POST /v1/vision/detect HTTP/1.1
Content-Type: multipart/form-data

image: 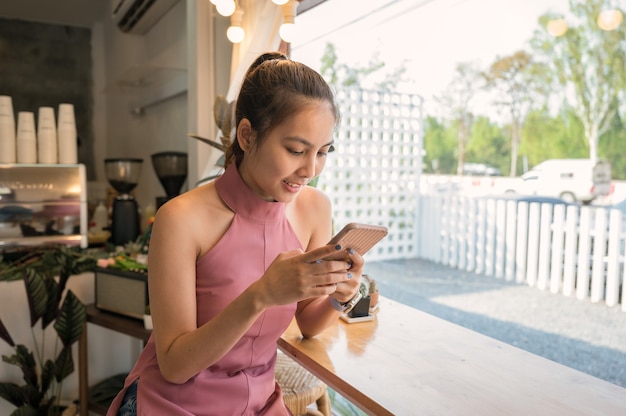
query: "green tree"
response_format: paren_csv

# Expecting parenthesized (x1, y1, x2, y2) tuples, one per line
(483, 50, 548, 176)
(319, 42, 407, 91)
(530, 0, 626, 161)
(465, 116, 509, 174)
(435, 62, 483, 175)
(598, 113, 626, 180)
(422, 116, 457, 174)
(521, 107, 588, 170)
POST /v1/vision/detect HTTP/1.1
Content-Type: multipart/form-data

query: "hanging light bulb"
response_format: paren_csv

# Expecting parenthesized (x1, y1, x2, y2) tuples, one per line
(227, 5, 245, 44)
(272, 0, 289, 5)
(597, 8, 623, 31)
(215, 0, 236, 17)
(546, 18, 568, 37)
(279, 0, 298, 43)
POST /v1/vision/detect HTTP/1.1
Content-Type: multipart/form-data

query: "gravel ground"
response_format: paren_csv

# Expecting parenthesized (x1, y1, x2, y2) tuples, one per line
(364, 258, 626, 388)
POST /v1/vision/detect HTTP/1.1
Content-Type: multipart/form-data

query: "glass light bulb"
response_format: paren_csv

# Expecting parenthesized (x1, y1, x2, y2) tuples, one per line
(216, 0, 236, 17)
(279, 23, 297, 42)
(272, 0, 289, 5)
(227, 26, 245, 43)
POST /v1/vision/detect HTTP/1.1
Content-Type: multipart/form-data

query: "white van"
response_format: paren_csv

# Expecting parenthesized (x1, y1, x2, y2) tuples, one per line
(505, 159, 611, 203)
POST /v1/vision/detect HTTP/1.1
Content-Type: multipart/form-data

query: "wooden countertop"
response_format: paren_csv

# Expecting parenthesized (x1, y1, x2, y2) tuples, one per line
(279, 296, 626, 415)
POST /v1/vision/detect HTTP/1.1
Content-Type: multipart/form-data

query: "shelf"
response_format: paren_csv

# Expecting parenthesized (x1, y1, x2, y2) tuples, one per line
(79, 304, 152, 416)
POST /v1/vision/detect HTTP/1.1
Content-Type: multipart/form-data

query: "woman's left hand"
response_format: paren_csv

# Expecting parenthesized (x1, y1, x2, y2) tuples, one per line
(323, 246, 364, 304)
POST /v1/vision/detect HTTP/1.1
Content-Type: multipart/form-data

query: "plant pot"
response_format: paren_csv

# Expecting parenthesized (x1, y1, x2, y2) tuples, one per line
(143, 314, 153, 330)
(369, 290, 379, 308)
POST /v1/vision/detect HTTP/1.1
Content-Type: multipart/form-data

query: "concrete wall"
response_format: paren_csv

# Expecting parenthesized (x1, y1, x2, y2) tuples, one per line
(0, 18, 95, 178)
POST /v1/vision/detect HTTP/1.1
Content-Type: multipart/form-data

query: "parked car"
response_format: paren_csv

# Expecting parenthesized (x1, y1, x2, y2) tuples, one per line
(463, 163, 501, 176)
(503, 159, 611, 204)
(481, 194, 573, 208)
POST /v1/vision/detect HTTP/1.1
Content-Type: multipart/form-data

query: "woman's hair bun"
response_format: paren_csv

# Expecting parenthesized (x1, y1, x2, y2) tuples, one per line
(246, 52, 289, 74)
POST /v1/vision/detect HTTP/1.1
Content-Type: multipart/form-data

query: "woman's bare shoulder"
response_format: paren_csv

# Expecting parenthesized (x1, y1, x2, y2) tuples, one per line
(152, 182, 234, 255)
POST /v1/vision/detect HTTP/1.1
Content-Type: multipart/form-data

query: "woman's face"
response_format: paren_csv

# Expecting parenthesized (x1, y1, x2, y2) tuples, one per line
(238, 101, 336, 203)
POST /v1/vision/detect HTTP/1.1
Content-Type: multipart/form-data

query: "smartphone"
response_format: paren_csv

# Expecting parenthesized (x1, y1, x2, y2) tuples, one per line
(327, 223, 388, 256)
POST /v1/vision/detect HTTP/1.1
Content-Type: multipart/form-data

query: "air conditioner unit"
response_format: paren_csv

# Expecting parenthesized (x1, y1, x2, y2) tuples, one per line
(112, 0, 180, 35)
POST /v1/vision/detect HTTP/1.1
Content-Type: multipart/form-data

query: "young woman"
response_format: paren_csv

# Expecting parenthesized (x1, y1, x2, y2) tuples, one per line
(107, 52, 365, 415)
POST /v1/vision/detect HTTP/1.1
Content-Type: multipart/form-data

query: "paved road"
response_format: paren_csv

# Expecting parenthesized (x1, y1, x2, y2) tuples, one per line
(364, 258, 626, 388)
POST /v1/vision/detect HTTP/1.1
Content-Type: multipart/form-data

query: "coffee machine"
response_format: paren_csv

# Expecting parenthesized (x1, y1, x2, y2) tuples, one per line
(151, 151, 188, 209)
(105, 158, 143, 246)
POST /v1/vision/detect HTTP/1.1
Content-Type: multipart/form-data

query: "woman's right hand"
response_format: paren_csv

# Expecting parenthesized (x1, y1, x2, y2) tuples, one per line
(254, 244, 353, 307)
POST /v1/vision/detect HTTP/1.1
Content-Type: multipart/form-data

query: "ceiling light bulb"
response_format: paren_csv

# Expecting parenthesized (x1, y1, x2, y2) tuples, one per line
(226, 6, 244, 43)
(279, 0, 298, 43)
(272, 0, 289, 5)
(279, 23, 297, 42)
(215, 0, 236, 17)
(227, 26, 245, 43)
(597, 9, 623, 31)
(546, 18, 568, 37)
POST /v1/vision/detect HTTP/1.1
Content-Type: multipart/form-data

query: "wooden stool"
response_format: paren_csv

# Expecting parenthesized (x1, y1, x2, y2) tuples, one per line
(275, 350, 331, 416)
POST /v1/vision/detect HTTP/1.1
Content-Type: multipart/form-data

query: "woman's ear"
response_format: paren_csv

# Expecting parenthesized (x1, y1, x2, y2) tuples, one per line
(237, 119, 253, 151)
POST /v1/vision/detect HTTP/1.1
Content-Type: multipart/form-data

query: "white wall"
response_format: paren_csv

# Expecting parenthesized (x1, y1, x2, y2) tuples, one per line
(94, 0, 189, 214)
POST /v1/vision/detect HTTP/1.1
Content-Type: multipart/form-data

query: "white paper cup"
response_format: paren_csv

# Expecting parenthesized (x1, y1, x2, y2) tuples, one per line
(57, 103, 77, 164)
(37, 106, 58, 164)
(0, 95, 16, 163)
(17, 111, 37, 163)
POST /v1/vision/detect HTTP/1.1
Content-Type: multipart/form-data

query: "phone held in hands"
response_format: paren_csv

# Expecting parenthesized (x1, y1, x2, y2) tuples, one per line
(327, 223, 388, 256)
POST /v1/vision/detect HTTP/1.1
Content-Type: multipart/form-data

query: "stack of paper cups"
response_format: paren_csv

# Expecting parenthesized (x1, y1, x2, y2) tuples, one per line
(16, 111, 37, 163)
(37, 106, 58, 164)
(0, 95, 16, 163)
(57, 103, 77, 164)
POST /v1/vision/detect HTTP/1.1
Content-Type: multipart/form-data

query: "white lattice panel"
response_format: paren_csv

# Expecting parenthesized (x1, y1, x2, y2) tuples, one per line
(318, 88, 424, 261)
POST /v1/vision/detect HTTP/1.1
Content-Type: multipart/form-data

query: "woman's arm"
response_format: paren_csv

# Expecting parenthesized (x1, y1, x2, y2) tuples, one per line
(148, 191, 351, 384)
(292, 188, 365, 338)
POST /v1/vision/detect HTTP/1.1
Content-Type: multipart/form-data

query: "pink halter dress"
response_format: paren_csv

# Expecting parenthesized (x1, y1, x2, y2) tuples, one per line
(106, 164, 301, 415)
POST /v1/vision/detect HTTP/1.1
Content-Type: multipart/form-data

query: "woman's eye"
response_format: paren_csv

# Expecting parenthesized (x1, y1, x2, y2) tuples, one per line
(288, 149, 304, 155)
(318, 145, 335, 156)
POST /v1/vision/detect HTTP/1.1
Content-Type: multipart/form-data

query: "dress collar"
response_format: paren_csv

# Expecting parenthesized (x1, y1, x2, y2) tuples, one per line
(215, 164, 285, 224)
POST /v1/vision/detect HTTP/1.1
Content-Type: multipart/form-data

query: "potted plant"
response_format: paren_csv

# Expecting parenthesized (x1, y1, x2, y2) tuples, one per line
(0, 245, 96, 415)
(367, 278, 379, 309)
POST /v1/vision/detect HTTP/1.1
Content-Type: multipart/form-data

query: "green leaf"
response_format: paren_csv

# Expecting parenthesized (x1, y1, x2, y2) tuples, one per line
(10, 404, 39, 416)
(40, 360, 55, 397)
(0, 318, 15, 347)
(54, 347, 74, 383)
(20, 384, 44, 408)
(53, 291, 85, 346)
(3, 345, 38, 388)
(23, 269, 48, 329)
(0, 382, 26, 407)
(42, 278, 59, 329)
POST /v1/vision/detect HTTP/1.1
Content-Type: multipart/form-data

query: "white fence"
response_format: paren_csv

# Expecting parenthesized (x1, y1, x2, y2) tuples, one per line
(315, 86, 625, 312)
(318, 88, 424, 262)
(419, 194, 626, 311)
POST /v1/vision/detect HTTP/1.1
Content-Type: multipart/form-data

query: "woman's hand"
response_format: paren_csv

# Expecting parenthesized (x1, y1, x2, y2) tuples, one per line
(253, 243, 363, 307)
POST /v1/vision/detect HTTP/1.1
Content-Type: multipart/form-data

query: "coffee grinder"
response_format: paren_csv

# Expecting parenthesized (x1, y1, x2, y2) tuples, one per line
(151, 151, 188, 209)
(105, 158, 143, 246)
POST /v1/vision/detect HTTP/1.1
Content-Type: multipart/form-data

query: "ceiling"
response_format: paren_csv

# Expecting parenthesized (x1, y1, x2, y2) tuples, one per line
(0, 0, 108, 28)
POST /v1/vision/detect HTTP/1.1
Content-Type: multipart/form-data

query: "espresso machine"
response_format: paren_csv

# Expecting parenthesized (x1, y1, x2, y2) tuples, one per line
(105, 158, 143, 246)
(151, 151, 188, 209)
